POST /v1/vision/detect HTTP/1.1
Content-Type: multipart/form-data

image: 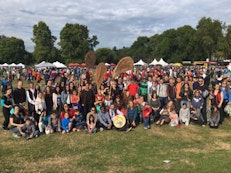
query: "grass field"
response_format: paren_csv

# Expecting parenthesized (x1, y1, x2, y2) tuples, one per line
(1, 80, 231, 172)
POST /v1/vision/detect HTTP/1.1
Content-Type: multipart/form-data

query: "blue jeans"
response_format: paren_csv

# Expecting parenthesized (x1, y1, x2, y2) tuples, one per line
(143, 117, 150, 128)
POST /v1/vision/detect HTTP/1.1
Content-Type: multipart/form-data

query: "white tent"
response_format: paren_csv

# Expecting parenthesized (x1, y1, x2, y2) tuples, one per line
(149, 59, 159, 66)
(53, 61, 66, 68)
(134, 59, 148, 66)
(35, 61, 56, 69)
(17, 63, 25, 68)
(2, 63, 9, 67)
(157, 58, 168, 66)
(105, 63, 110, 66)
(10, 63, 17, 67)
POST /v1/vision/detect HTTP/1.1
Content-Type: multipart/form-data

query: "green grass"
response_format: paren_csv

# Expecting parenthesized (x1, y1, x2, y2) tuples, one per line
(1, 79, 231, 172)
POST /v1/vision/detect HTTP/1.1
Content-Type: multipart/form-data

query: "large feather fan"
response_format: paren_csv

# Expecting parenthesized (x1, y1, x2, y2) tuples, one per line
(112, 56, 134, 78)
(95, 62, 107, 89)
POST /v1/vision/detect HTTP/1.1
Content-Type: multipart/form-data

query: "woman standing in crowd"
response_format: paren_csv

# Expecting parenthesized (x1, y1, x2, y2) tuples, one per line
(1, 87, 13, 130)
(61, 84, 71, 107)
(53, 85, 62, 117)
(210, 82, 223, 124)
(35, 92, 46, 124)
(44, 86, 53, 115)
(149, 91, 161, 122)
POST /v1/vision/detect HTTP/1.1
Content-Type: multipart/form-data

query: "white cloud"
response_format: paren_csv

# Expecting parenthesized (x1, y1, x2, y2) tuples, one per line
(0, 0, 230, 52)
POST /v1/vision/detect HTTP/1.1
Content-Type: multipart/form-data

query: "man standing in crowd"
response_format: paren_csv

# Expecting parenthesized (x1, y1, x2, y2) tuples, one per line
(13, 80, 26, 107)
(80, 83, 95, 119)
(26, 82, 36, 117)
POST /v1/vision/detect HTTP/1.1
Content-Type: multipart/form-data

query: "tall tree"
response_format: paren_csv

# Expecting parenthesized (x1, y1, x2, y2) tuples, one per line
(95, 48, 116, 64)
(31, 21, 57, 62)
(0, 35, 33, 64)
(59, 23, 99, 64)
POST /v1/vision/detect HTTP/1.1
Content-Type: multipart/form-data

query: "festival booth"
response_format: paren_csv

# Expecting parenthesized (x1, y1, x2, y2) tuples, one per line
(134, 59, 148, 66)
(17, 63, 25, 68)
(53, 61, 66, 68)
(149, 59, 159, 66)
(157, 58, 168, 67)
(35, 61, 56, 69)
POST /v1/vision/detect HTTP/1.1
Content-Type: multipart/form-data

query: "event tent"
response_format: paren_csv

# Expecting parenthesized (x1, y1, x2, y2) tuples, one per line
(149, 59, 158, 66)
(105, 63, 110, 66)
(35, 61, 56, 69)
(157, 58, 168, 66)
(53, 61, 66, 68)
(10, 63, 17, 67)
(134, 59, 148, 66)
(17, 63, 25, 68)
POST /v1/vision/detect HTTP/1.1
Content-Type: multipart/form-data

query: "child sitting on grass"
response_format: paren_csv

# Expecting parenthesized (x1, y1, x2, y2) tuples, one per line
(38, 111, 50, 135)
(209, 105, 220, 128)
(142, 102, 152, 129)
(19, 118, 39, 140)
(48, 111, 61, 134)
(169, 108, 179, 127)
(62, 113, 72, 134)
(179, 103, 190, 126)
(85, 114, 97, 134)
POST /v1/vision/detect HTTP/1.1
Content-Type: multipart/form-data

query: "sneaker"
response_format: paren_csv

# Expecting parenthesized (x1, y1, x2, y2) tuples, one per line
(3, 126, 9, 131)
(144, 127, 148, 130)
(100, 127, 104, 132)
(12, 133, 20, 138)
(126, 127, 132, 132)
(202, 124, 206, 127)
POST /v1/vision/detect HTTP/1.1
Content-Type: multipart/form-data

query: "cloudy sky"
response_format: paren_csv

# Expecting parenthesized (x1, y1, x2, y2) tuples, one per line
(0, 0, 231, 52)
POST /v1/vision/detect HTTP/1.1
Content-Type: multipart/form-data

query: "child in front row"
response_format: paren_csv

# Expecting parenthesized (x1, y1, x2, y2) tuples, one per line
(85, 114, 97, 134)
(169, 108, 179, 127)
(142, 102, 152, 129)
(209, 105, 220, 128)
(62, 113, 72, 134)
(48, 111, 61, 134)
(19, 118, 39, 140)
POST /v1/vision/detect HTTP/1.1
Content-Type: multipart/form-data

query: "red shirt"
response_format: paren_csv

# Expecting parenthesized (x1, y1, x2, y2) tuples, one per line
(142, 106, 152, 118)
(60, 109, 75, 121)
(127, 83, 139, 96)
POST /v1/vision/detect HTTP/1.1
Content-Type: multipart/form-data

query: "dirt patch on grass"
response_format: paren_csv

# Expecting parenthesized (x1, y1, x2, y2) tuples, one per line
(180, 159, 196, 167)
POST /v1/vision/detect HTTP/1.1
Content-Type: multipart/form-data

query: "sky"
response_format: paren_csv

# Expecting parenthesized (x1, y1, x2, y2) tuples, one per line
(0, 0, 231, 52)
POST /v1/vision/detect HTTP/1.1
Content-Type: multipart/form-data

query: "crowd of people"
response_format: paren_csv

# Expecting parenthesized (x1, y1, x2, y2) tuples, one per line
(1, 64, 231, 140)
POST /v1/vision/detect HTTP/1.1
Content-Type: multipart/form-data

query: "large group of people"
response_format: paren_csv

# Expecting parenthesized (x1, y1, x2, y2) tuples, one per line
(1, 64, 231, 140)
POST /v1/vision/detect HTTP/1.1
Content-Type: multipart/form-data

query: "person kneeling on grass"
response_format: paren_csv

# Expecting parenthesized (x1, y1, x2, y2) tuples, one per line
(98, 106, 112, 131)
(62, 113, 72, 134)
(38, 110, 50, 135)
(126, 101, 137, 131)
(19, 118, 39, 140)
(48, 111, 61, 134)
(72, 109, 86, 132)
(142, 102, 152, 129)
(155, 106, 170, 126)
(209, 105, 220, 128)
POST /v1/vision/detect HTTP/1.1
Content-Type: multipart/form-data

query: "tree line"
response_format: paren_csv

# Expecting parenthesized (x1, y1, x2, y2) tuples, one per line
(0, 17, 231, 65)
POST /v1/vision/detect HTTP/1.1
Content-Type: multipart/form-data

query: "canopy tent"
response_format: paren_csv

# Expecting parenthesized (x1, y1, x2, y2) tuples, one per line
(2, 63, 9, 67)
(157, 58, 168, 66)
(35, 61, 56, 69)
(134, 59, 148, 66)
(53, 61, 66, 68)
(68, 63, 80, 67)
(17, 63, 25, 68)
(9, 63, 17, 67)
(149, 59, 159, 66)
(105, 63, 110, 66)
(172, 63, 183, 67)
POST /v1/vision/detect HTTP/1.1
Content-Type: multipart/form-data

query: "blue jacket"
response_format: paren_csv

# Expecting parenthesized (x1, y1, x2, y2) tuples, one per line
(62, 118, 71, 130)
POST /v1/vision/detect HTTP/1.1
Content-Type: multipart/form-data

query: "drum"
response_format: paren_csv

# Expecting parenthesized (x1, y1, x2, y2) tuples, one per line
(113, 115, 126, 129)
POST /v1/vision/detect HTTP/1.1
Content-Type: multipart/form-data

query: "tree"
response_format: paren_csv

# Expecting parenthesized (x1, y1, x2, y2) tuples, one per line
(0, 35, 33, 64)
(59, 23, 99, 64)
(31, 21, 57, 62)
(95, 48, 116, 64)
